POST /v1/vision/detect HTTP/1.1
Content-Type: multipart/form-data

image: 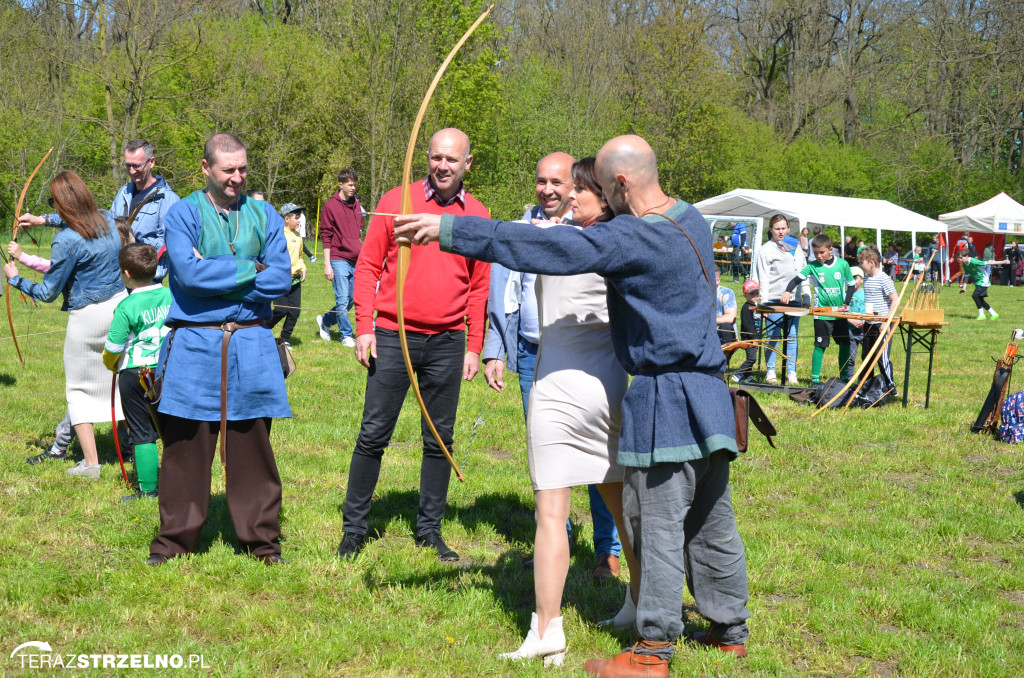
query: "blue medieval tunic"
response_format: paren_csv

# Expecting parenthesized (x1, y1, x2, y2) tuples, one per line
(439, 199, 736, 467)
(157, 191, 292, 421)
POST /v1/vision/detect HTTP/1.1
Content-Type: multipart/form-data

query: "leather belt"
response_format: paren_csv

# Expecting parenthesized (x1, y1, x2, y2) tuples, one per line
(168, 319, 265, 464)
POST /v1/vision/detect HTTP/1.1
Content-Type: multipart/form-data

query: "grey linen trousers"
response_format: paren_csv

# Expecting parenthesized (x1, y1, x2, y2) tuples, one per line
(623, 450, 750, 658)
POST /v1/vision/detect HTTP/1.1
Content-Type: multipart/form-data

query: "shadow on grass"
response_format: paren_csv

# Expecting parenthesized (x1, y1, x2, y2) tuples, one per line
(361, 489, 536, 545)
(0, 373, 16, 386)
(1014, 491, 1024, 511)
(360, 490, 628, 636)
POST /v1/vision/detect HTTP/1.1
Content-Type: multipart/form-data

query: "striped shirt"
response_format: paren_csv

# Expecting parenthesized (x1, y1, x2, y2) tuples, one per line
(863, 273, 896, 323)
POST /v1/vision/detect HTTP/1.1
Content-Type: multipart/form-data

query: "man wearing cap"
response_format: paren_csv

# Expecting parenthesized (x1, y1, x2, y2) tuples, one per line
(844, 266, 867, 380)
(316, 167, 363, 348)
(269, 203, 308, 345)
(730, 280, 761, 383)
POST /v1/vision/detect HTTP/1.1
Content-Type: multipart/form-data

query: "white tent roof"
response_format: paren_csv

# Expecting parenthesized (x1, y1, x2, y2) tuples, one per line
(938, 192, 1024, 234)
(695, 188, 945, 233)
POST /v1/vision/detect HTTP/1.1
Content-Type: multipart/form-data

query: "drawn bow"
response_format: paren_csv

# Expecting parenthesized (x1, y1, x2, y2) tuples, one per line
(396, 4, 493, 483)
(6, 148, 53, 367)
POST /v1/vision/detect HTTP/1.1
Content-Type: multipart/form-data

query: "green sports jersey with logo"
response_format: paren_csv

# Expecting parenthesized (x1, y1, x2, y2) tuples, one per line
(963, 257, 992, 287)
(104, 284, 173, 369)
(796, 256, 854, 317)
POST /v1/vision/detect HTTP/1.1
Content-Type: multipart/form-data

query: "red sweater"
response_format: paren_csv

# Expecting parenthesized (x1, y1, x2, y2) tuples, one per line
(319, 191, 363, 263)
(354, 182, 490, 352)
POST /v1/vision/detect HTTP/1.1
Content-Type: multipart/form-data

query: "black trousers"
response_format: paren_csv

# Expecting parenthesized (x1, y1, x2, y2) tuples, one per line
(972, 285, 991, 310)
(735, 345, 757, 377)
(343, 328, 465, 537)
(269, 281, 302, 342)
(150, 416, 281, 558)
(118, 367, 159, 446)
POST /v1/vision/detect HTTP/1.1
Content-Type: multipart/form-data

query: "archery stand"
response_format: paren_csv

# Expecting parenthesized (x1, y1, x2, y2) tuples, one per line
(896, 282, 946, 409)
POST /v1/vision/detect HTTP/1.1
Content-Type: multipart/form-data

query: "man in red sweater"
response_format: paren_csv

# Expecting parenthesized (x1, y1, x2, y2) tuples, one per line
(316, 167, 363, 347)
(337, 128, 490, 562)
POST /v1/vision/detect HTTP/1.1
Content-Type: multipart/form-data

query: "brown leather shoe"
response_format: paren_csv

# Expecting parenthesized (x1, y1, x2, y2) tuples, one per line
(690, 631, 748, 658)
(593, 553, 621, 580)
(584, 641, 670, 678)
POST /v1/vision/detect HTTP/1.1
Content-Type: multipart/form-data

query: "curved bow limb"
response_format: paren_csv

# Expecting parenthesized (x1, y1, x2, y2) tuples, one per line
(7, 147, 53, 367)
(397, 4, 493, 483)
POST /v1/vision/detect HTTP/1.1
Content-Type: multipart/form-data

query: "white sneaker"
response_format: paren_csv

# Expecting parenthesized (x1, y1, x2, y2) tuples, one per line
(599, 586, 637, 630)
(499, 612, 565, 666)
(342, 336, 356, 348)
(315, 315, 331, 341)
(765, 370, 778, 384)
(731, 374, 741, 383)
(787, 372, 799, 385)
(67, 460, 100, 479)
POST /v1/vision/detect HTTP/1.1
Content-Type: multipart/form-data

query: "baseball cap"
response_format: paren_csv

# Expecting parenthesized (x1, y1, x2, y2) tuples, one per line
(278, 202, 303, 217)
(850, 266, 864, 278)
(742, 280, 760, 294)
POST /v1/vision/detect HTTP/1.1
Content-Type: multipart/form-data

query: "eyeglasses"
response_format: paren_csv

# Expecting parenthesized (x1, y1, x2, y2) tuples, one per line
(123, 159, 151, 171)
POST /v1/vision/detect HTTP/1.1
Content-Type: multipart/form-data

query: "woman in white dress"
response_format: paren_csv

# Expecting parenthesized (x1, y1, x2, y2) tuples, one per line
(501, 158, 640, 666)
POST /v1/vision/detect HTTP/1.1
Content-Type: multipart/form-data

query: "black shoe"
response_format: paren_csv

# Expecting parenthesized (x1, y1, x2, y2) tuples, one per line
(146, 554, 169, 567)
(257, 554, 286, 566)
(26, 449, 68, 465)
(121, 490, 158, 502)
(415, 532, 459, 561)
(336, 533, 366, 560)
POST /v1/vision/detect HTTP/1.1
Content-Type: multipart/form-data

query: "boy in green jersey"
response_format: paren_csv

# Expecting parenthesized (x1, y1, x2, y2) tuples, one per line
(102, 243, 172, 501)
(782, 235, 856, 383)
(957, 248, 1009, 320)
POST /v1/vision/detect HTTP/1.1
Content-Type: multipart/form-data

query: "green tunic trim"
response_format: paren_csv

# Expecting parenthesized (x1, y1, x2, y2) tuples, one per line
(617, 433, 739, 468)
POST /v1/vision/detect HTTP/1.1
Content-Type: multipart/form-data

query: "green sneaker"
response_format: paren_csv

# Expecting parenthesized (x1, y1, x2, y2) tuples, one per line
(989, 311, 999, 320)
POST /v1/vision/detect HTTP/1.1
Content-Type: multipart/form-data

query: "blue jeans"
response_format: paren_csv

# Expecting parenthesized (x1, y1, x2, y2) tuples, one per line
(519, 335, 619, 556)
(517, 337, 537, 422)
(765, 312, 799, 374)
(323, 259, 356, 339)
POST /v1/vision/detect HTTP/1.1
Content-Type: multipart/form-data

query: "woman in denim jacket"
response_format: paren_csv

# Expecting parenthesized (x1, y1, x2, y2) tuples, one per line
(5, 171, 127, 479)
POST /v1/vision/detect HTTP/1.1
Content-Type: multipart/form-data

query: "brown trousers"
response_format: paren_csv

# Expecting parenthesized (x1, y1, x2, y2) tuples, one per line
(149, 416, 282, 559)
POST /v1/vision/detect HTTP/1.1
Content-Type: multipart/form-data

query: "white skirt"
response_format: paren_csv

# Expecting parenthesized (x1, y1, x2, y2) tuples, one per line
(65, 291, 127, 426)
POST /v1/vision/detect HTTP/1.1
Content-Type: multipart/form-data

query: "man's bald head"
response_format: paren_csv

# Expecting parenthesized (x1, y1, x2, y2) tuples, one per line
(427, 128, 473, 202)
(535, 152, 575, 219)
(595, 135, 662, 215)
(428, 128, 471, 159)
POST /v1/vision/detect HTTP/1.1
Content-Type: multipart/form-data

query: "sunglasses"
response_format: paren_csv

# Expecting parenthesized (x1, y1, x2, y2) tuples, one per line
(123, 159, 151, 170)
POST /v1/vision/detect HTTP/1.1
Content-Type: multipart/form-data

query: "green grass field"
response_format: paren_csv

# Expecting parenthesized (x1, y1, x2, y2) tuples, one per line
(1, 254, 1022, 677)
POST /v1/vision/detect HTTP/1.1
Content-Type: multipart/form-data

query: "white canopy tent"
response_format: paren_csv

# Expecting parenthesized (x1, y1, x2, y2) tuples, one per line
(695, 188, 946, 273)
(938, 192, 1024, 235)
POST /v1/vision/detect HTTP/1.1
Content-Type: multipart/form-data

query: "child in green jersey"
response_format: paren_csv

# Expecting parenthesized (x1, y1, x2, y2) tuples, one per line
(782, 234, 856, 384)
(102, 244, 172, 501)
(956, 248, 1009, 320)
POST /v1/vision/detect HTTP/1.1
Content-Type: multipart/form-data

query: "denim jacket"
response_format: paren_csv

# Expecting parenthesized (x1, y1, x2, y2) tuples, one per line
(12, 210, 125, 311)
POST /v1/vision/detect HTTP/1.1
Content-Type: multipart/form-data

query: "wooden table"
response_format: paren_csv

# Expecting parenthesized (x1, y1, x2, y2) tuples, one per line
(896, 321, 948, 409)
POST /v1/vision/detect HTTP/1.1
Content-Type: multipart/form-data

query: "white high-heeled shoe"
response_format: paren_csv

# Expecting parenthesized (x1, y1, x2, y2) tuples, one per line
(499, 612, 566, 667)
(599, 586, 637, 629)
